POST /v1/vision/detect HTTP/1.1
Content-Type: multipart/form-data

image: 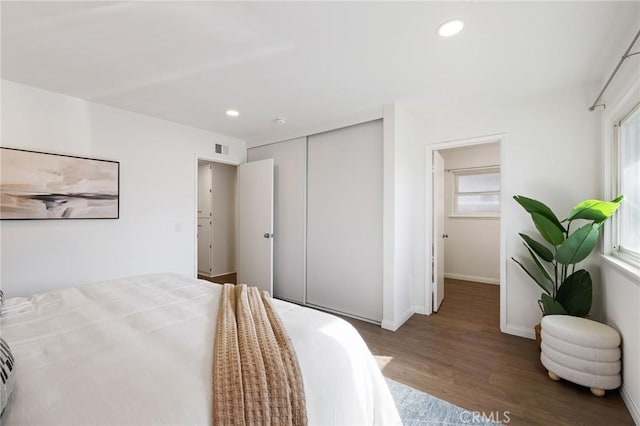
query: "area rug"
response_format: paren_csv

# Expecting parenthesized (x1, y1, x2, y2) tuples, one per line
(386, 378, 501, 426)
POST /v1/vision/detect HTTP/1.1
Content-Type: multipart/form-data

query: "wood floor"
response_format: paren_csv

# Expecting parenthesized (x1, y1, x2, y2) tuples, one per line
(198, 272, 237, 285)
(347, 279, 633, 426)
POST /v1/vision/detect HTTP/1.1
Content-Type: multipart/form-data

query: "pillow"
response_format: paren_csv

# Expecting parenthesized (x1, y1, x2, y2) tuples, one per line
(0, 338, 15, 414)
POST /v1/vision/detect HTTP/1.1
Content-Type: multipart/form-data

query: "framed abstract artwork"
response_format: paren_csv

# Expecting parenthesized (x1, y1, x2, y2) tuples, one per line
(0, 148, 119, 219)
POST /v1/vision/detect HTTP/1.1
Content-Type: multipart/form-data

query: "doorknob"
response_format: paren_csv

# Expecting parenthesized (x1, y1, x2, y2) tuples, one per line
(442, 234, 449, 239)
(263, 233, 273, 239)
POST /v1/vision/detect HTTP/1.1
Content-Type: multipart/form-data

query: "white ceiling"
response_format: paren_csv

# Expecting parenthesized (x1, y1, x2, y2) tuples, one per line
(2, 1, 638, 143)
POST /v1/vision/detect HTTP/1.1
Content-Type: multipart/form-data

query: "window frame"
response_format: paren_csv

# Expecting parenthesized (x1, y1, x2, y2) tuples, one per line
(450, 167, 501, 219)
(612, 100, 640, 267)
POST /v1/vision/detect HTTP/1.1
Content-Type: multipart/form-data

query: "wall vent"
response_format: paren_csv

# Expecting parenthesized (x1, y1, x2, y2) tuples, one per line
(214, 143, 230, 155)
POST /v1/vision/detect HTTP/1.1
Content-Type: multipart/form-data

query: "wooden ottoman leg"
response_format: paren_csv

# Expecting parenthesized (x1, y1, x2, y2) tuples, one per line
(591, 388, 605, 397)
(548, 371, 560, 381)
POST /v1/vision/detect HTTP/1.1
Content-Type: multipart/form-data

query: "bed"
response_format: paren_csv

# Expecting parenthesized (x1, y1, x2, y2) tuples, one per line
(0, 273, 400, 425)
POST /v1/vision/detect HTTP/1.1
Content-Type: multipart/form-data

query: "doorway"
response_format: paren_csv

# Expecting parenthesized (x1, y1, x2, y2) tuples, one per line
(194, 156, 275, 294)
(426, 134, 507, 331)
(197, 160, 237, 282)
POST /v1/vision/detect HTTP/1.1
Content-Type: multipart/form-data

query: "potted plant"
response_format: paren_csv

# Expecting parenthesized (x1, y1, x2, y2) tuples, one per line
(512, 195, 623, 344)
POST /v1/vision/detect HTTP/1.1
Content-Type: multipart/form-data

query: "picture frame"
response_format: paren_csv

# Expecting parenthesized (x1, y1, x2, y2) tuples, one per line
(0, 147, 120, 220)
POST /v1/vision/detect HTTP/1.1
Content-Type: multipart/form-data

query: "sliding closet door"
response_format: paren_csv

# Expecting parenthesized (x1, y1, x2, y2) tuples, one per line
(248, 138, 306, 303)
(306, 120, 383, 322)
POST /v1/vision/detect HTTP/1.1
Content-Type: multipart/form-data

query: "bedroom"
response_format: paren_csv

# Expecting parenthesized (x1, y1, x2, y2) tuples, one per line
(1, 1, 639, 425)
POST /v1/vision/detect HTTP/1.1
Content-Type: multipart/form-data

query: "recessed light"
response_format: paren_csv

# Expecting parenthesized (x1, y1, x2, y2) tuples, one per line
(275, 117, 287, 125)
(437, 19, 464, 38)
(226, 110, 239, 117)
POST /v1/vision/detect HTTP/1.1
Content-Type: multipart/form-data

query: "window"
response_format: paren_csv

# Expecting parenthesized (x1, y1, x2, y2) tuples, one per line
(453, 169, 500, 216)
(615, 102, 640, 264)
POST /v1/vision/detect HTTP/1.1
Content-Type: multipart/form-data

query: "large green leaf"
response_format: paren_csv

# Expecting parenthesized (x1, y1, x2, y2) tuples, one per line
(556, 270, 592, 316)
(566, 196, 624, 223)
(524, 244, 553, 283)
(541, 293, 568, 315)
(511, 257, 552, 295)
(519, 233, 554, 262)
(555, 223, 601, 265)
(531, 212, 565, 246)
(514, 195, 566, 232)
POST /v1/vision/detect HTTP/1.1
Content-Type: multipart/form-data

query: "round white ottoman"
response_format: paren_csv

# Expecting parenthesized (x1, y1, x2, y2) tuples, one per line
(540, 315, 621, 396)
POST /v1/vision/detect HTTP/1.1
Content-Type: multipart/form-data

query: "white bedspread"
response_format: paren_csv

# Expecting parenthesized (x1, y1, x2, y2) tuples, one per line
(0, 274, 400, 425)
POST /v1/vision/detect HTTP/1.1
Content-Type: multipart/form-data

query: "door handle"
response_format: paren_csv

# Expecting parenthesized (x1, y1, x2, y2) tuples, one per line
(263, 233, 273, 239)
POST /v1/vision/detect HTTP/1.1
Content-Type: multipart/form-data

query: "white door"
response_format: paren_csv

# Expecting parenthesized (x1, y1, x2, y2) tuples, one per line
(306, 120, 383, 322)
(198, 164, 212, 219)
(237, 159, 274, 295)
(198, 218, 212, 275)
(197, 164, 213, 275)
(248, 138, 306, 303)
(433, 150, 446, 312)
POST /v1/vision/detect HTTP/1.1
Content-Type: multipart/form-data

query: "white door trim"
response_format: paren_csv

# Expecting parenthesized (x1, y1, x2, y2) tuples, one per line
(193, 155, 242, 279)
(424, 133, 508, 333)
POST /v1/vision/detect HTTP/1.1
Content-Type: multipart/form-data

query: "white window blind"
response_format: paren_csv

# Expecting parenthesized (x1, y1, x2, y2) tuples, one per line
(454, 169, 500, 216)
(616, 102, 640, 263)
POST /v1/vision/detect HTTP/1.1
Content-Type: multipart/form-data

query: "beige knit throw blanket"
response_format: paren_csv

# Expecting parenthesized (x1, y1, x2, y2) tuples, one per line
(213, 284, 308, 426)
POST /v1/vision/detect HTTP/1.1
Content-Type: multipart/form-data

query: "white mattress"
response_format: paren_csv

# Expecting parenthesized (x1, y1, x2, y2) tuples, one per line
(0, 274, 400, 425)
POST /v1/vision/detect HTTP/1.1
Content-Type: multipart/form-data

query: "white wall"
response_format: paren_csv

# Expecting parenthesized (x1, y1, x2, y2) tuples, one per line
(398, 85, 602, 338)
(212, 162, 236, 276)
(0, 80, 245, 296)
(601, 259, 639, 423)
(382, 104, 417, 328)
(441, 144, 500, 284)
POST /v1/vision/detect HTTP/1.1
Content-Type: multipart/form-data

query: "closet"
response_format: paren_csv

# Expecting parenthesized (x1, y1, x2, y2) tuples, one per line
(307, 120, 383, 321)
(247, 119, 383, 322)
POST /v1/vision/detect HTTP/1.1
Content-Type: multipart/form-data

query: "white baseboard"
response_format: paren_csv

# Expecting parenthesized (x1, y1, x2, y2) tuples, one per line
(444, 273, 499, 285)
(413, 305, 429, 315)
(304, 303, 381, 326)
(621, 386, 640, 425)
(381, 308, 414, 331)
(502, 323, 535, 339)
(197, 271, 213, 278)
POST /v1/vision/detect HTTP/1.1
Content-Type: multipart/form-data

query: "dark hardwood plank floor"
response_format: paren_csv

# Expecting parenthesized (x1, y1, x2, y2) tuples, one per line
(198, 272, 237, 285)
(347, 279, 633, 425)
